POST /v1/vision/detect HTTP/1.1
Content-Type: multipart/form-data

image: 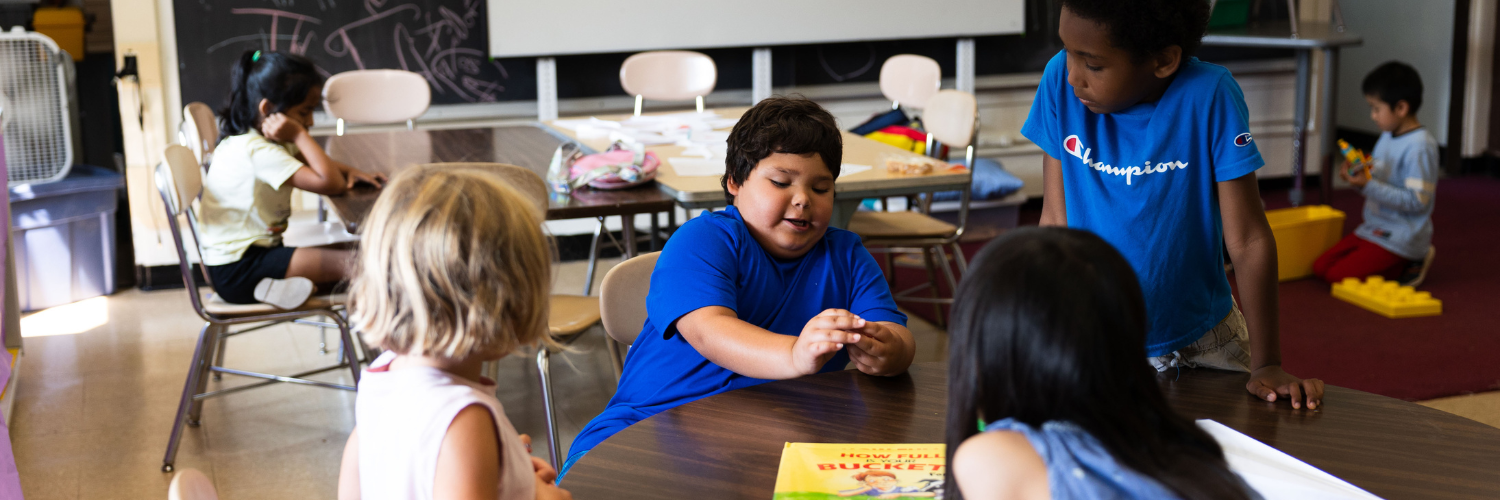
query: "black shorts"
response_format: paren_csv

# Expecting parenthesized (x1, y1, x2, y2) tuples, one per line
(207, 245, 297, 304)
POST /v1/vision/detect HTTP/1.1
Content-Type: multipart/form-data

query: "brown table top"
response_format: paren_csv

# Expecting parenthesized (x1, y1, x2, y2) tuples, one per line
(563, 363, 1500, 499)
(321, 125, 676, 232)
(545, 108, 972, 206)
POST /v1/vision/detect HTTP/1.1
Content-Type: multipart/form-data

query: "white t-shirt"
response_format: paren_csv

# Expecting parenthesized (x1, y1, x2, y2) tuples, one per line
(355, 352, 537, 500)
(197, 130, 304, 266)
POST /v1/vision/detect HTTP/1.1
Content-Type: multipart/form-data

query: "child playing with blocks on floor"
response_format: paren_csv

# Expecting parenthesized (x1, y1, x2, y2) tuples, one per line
(560, 96, 916, 479)
(1026, 0, 1323, 408)
(1314, 61, 1439, 287)
(336, 166, 571, 500)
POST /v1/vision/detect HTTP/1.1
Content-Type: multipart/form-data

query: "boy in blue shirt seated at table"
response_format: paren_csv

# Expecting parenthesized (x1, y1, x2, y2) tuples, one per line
(559, 96, 915, 478)
(1027, 0, 1324, 408)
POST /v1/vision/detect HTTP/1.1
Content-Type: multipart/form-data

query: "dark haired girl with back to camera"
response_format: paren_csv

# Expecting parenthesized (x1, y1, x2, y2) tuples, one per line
(197, 50, 386, 309)
(944, 228, 1262, 500)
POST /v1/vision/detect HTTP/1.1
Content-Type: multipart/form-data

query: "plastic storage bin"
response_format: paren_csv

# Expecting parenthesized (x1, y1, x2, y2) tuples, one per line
(32, 7, 83, 61)
(9, 165, 123, 311)
(1266, 205, 1346, 282)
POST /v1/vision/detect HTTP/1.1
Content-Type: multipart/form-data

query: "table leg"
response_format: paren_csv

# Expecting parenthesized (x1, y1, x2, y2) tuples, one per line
(621, 214, 637, 259)
(1319, 47, 1341, 205)
(1290, 49, 1311, 207)
(649, 211, 660, 251)
(831, 199, 863, 229)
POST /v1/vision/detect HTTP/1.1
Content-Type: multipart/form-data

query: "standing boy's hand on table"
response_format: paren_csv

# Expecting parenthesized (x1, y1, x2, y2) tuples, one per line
(1248, 366, 1326, 410)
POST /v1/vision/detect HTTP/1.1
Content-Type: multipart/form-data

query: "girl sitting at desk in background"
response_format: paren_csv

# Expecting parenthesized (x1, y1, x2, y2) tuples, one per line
(336, 166, 571, 500)
(944, 228, 1260, 500)
(197, 50, 385, 309)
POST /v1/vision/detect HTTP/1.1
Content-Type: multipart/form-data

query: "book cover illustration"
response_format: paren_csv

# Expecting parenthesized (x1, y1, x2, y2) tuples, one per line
(773, 442, 945, 499)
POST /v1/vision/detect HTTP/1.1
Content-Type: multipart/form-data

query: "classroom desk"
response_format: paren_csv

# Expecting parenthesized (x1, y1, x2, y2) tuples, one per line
(545, 109, 973, 228)
(563, 362, 1500, 499)
(321, 125, 676, 253)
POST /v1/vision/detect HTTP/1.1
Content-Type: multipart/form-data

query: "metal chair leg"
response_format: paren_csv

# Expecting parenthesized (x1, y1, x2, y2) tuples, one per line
(163, 322, 217, 473)
(318, 326, 329, 355)
(922, 248, 944, 327)
(583, 218, 605, 295)
(605, 337, 624, 380)
(935, 245, 961, 303)
(211, 328, 227, 381)
(334, 315, 362, 385)
(951, 242, 969, 273)
(187, 324, 225, 425)
(536, 347, 562, 468)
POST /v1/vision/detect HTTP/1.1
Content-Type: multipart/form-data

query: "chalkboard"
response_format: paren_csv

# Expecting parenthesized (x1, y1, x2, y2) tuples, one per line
(174, 0, 1293, 112)
(174, 0, 536, 109)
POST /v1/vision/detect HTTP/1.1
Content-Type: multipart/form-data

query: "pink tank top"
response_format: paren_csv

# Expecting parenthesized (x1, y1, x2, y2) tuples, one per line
(355, 352, 536, 499)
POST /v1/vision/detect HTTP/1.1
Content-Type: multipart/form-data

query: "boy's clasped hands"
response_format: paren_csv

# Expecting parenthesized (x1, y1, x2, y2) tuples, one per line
(794, 309, 910, 377)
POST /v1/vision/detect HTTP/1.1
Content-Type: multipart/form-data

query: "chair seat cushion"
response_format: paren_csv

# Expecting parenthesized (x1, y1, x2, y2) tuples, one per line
(204, 292, 345, 318)
(550, 294, 602, 337)
(848, 211, 958, 240)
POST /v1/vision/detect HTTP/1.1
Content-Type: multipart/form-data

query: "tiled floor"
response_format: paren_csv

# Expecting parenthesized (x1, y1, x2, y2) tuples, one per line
(9, 258, 1497, 498)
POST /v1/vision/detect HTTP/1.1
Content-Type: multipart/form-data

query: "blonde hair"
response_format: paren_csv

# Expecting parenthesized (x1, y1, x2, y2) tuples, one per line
(349, 164, 558, 360)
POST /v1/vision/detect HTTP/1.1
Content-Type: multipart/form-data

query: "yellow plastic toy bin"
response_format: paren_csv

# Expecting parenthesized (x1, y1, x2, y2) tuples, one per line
(33, 7, 85, 61)
(1266, 205, 1346, 281)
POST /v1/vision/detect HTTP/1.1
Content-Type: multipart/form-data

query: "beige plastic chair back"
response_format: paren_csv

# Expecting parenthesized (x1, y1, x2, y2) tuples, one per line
(600, 251, 660, 347)
(180, 102, 218, 167)
(620, 51, 717, 114)
(323, 69, 431, 132)
(168, 468, 218, 500)
(160, 145, 203, 217)
(923, 90, 978, 149)
(879, 55, 941, 109)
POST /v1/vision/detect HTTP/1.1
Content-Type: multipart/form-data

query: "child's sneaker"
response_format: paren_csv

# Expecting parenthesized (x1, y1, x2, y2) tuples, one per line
(253, 277, 314, 309)
(1398, 246, 1436, 287)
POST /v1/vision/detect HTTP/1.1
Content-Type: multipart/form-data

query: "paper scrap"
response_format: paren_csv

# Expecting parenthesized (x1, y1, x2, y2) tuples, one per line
(838, 163, 872, 179)
(667, 157, 726, 177)
(1197, 420, 1382, 500)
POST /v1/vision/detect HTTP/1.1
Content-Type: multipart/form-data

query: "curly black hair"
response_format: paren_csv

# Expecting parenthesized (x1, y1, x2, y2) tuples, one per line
(1061, 0, 1212, 63)
(722, 95, 843, 203)
(1362, 61, 1424, 114)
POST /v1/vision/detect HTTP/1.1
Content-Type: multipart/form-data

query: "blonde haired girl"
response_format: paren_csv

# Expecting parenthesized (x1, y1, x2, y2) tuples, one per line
(337, 165, 570, 500)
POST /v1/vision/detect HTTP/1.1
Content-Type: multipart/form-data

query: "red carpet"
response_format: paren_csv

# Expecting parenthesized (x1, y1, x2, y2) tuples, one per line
(881, 176, 1500, 401)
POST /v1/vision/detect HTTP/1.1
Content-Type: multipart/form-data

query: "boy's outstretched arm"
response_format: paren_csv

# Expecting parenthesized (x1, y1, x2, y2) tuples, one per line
(1039, 154, 1067, 227)
(1218, 174, 1325, 409)
(676, 307, 902, 380)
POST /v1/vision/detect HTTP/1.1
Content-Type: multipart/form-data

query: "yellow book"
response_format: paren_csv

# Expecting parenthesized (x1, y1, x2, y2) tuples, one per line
(773, 442, 946, 499)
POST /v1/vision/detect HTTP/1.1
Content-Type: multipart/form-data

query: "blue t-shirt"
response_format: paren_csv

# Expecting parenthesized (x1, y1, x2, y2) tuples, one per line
(1021, 52, 1265, 356)
(565, 206, 907, 465)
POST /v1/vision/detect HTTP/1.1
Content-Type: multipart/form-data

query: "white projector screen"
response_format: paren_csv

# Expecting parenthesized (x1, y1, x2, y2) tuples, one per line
(487, 0, 1025, 58)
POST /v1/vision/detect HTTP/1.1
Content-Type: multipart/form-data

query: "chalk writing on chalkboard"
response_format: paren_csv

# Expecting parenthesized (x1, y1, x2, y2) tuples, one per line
(176, 0, 526, 108)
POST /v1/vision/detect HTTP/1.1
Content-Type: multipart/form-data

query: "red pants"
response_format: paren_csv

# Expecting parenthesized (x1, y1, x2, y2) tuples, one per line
(1312, 233, 1407, 284)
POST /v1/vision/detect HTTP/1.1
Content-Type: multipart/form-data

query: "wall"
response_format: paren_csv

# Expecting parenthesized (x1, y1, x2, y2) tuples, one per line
(1337, 0, 1456, 142)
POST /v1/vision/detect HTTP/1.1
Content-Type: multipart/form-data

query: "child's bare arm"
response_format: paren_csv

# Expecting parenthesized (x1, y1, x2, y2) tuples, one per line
(1218, 174, 1324, 409)
(261, 113, 350, 195)
(676, 306, 864, 380)
(337, 428, 361, 500)
(1039, 154, 1067, 226)
(433, 405, 502, 499)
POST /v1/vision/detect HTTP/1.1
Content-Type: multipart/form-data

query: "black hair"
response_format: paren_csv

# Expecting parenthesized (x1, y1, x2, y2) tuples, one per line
(1363, 61, 1424, 115)
(1060, 0, 1212, 63)
(220, 50, 325, 138)
(722, 95, 843, 203)
(943, 227, 1255, 500)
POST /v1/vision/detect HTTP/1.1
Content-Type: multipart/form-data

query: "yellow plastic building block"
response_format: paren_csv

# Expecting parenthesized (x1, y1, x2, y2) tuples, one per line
(1331, 276, 1442, 318)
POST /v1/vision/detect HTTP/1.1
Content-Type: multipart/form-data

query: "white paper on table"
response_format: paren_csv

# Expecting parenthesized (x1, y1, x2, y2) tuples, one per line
(667, 157, 726, 177)
(838, 163, 872, 178)
(551, 117, 620, 131)
(1197, 420, 1384, 500)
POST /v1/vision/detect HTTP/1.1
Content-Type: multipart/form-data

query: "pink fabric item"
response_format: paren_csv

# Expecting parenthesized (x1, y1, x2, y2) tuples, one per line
(568, 150, 659, 190)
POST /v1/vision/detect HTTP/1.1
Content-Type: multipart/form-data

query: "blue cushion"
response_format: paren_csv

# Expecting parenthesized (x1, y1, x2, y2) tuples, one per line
(932, 158, 1023, 202)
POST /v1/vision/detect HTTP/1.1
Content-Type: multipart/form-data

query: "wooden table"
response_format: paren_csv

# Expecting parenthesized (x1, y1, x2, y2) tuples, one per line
(563, 363, 1500, 499)
(321, 125, 677, 241)
(545, 109, 973, 228)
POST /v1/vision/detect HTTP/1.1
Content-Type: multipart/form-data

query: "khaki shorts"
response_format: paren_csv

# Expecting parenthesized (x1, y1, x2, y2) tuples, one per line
(1149, 303, 1253, 373)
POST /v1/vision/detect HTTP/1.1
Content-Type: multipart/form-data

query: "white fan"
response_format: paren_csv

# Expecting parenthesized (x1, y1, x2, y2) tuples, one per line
(0, 28, 72, 185)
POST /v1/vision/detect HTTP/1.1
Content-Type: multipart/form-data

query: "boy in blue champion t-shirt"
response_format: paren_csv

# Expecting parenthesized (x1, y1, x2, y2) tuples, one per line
(559, 96, 915, 478)
(1023, 0, 1324, 409)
